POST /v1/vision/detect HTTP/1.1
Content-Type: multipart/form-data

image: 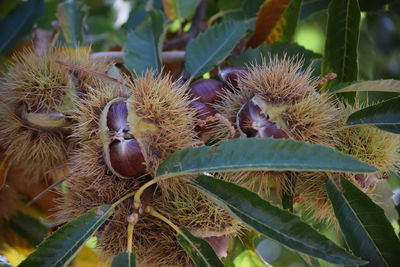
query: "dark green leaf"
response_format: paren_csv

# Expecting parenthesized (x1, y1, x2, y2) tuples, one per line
(8, 211, 49, 247)
(184, 20, 247, 79)
(322, 0, 360, 99)
(191, 175, 365, 265)
(279, 0, 303, 43)
(358, 29, 375, 80)
(326, 178, 400, 266)
(0, 0, 21, 16)
(19, 205, 113, 267)
(177, 226, 224, 267)
(359, 0, 394, 11)
(111, 252, 137, 267)
(124, 8, 147, 31)
(218, 0, 242, 11)
(242, 0, 264, 19)
(56, 0, 84, 47)
(229, 42, 321, 71)
(347, 96, 400, 134)
(123, 10, 166, 76)
(300, 0, 330, 20)
(156, 138, 376, 178)
(0, 0, 45, 55)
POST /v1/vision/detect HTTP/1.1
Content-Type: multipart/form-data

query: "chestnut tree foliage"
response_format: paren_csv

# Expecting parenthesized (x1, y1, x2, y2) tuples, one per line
(1, 0, 400, 266)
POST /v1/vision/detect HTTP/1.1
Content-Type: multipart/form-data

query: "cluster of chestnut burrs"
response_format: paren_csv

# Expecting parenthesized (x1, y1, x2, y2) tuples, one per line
(1, 47, 398, 266)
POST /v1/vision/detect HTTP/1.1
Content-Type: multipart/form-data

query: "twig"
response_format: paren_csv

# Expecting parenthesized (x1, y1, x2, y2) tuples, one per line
(55, 60, 123, 84)
(27, 173, 71, 206)
(90, 51, 185, 64)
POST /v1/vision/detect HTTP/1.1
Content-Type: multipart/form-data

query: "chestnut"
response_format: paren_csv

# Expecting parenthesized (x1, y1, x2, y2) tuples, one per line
(101, 98, 146, 179)
(189, 78, 225, 104)
(218, 66, 247, 89)
(237, 98, 289, 139)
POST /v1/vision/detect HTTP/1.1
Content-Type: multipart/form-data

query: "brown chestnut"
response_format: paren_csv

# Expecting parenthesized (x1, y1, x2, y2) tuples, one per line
(101, 98, 146, 179)
(189, 79, 225, 104)
(237, 98, 289, 139)
(218, 66, 247, 89)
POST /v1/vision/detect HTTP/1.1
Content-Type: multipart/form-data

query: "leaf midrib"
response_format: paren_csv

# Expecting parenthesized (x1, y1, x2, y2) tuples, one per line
(340, 0, 351, 80)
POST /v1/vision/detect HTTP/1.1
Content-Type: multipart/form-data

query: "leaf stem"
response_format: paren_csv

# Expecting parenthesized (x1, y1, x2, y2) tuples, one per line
(112, 191, 137, 209)
(133, 179, 157, 209)
(127, 223, 134, 254)
(146, 206, 181, 234)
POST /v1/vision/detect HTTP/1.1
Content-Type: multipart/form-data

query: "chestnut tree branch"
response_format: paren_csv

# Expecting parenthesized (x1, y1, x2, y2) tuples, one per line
(90, 50, 185, 64)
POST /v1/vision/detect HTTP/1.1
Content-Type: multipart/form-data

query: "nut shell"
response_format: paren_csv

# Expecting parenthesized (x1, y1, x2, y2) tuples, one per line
(101, 99, 146, 179)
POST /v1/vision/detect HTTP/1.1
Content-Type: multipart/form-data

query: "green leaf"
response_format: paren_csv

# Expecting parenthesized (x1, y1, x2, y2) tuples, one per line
(191, 175, 365, 265)
(56, 0, 84, 47)
(124, 8, 147, 31)
(322, 0, 360, 97)
(111, 252, 137, 267)
(328, 80, 400, 94)
(8, 211, 49, 247)
(279, 0, 303, 43)
(0, 0, 21, 16)
(177, 226, 225, 267)
(0, 0, 45, 55)
(123, 10, 166, 76)
(326, 178, 400, 266)
(218, 0, 242, 11)
(19, 205, 113, 267)
(156, 138, 376, 178)
(300, 0, 330, 20)
(229, 42, 321, 72)
(184, 20, 247, 79)
(347, 96, 400, 134)
(163, 0, 201, 20)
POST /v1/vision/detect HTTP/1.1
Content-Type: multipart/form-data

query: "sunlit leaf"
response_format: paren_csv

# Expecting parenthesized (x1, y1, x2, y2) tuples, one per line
(326, 178, 400, 266)
(328, 80, 400, 94)
(347, 96, 400, 134)
(156, 138, 376, 178)
(191, 175, 366, 265)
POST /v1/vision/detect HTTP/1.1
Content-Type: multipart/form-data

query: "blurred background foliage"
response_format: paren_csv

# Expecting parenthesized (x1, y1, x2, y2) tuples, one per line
(0, 0, 400, 266)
